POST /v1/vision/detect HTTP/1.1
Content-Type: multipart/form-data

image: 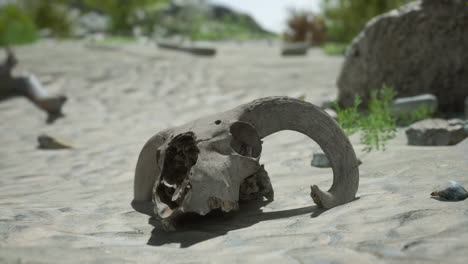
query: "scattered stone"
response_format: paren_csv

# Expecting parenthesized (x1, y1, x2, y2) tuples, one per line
(337, 0, 468, 113)
(157, 42, 216, 56)
(405, 119, 467, 146)
(311, 150, 330, 168)
(281, 42, 309, 56)
(391, 94, 437, 115)
(37, 134, 73, 150)
(465, 97, 468, 119)
(448, 119, 464, 126)
(183, 46, 216, 56)
(431, 181, 468, 201)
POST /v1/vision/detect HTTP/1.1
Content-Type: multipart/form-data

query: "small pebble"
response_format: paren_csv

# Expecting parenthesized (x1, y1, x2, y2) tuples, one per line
(37, 134, 73, 150)
(431, 181, 468, 201)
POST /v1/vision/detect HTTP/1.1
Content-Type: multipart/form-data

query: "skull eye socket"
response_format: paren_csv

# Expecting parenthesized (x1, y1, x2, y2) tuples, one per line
(157, 132, 199, 209)
(230, 122, 262, 158)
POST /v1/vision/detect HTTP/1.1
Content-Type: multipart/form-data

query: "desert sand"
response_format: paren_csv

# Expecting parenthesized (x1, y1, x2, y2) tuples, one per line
(0, 40, 467, 264)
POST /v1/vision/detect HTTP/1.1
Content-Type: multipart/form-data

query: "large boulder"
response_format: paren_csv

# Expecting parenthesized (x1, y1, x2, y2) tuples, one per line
(337, 0, 468, 113)
(405, 119, 467, 146)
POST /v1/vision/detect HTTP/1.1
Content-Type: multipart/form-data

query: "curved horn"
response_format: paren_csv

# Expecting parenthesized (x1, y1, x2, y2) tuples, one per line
(236, 97, 359, 209)
(132, 130, 170, 216)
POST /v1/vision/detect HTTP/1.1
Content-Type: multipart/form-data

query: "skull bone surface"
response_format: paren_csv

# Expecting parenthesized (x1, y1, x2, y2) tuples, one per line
(132, 97, 360, 231)
(154, 120, 273, 222)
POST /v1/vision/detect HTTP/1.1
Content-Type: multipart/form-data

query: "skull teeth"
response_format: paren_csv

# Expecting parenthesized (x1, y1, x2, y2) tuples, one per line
(221, 200, 238, 212)
(208, 197, 238, 212)
(161, 178, 176, 188)
(171, 179, 190, 202)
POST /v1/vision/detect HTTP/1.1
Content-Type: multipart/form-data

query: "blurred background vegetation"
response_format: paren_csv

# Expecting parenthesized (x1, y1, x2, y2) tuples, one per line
(0, 0, 274, 46)
(283, 8, 326, 46)
(1, 0, 411, 50)
(319, 0, 411, 54)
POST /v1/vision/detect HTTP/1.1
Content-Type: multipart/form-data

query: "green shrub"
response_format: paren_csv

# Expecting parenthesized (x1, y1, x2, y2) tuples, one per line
(155, 3, 274, 41)
(335, 85, 397, 152)
(322, 42, 347, 56)
(321, 0, 410, 43)
(26, 0, 72, 38)
(84, 0, 168, 35)
(360, 85, 397, 152)
(335, 85, 436, 151)
(189, 15, 274, 41)
(335, 95, 362, 136)
(0, 4, 38, 46)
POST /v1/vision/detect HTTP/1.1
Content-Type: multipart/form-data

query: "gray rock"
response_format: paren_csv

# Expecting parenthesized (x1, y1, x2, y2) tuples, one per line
(311, 150, 330, 168)
(37, 134, 72, 150)
(465, 97, 468, 119)
(337, 0, 468, 113)
(281, 42, 309, 56)
(391, 94, 437, 115)
(448, 118, 464, 126)
(405, 119, 467, 146)
(431, 181, 468, 201)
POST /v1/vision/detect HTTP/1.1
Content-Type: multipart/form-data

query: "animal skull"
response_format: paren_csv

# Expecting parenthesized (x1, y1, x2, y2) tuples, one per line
(132, 97, 359, 231)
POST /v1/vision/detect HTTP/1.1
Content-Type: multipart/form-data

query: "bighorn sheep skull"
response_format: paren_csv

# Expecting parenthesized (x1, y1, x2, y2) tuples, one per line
(132, 97, 359, 231)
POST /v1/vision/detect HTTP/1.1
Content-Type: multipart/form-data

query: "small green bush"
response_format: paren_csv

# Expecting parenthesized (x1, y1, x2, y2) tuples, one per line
(335, 85, 397, 152)
(84, 0, 168, 35)
(360, 85, 397, 152)
(27, 0, 72, 38)
(322, 42, 347, 56)
(335, 96, 361, 136)
(0, 4, 38, 46)
(321, 0, 410, 43)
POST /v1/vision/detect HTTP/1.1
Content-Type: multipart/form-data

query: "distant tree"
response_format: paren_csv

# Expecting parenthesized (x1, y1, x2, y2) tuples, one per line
(321, 0, 410, 43)
(83, 0, 168, 35)
(0, 4, 38, 46)
(23, 0, 72, 37)
(283, 8, 326, 46)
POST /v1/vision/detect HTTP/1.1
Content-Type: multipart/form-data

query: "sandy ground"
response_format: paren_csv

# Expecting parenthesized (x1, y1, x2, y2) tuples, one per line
(0, 41, 467, 264)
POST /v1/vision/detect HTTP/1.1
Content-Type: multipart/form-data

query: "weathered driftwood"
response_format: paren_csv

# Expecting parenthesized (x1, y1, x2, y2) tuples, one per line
(281, 42, 309, 56)
(157, 42, 216, 56)
(132, 97, 360, 231)
(0, 48, 67, 123)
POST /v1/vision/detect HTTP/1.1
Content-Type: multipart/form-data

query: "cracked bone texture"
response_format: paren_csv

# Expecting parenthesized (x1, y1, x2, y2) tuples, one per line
(133, 97, 360, 230)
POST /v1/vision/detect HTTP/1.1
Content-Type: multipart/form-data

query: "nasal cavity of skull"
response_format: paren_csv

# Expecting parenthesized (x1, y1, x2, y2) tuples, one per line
(157, 132, 199, 209)
(229, 122, 262, 158)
